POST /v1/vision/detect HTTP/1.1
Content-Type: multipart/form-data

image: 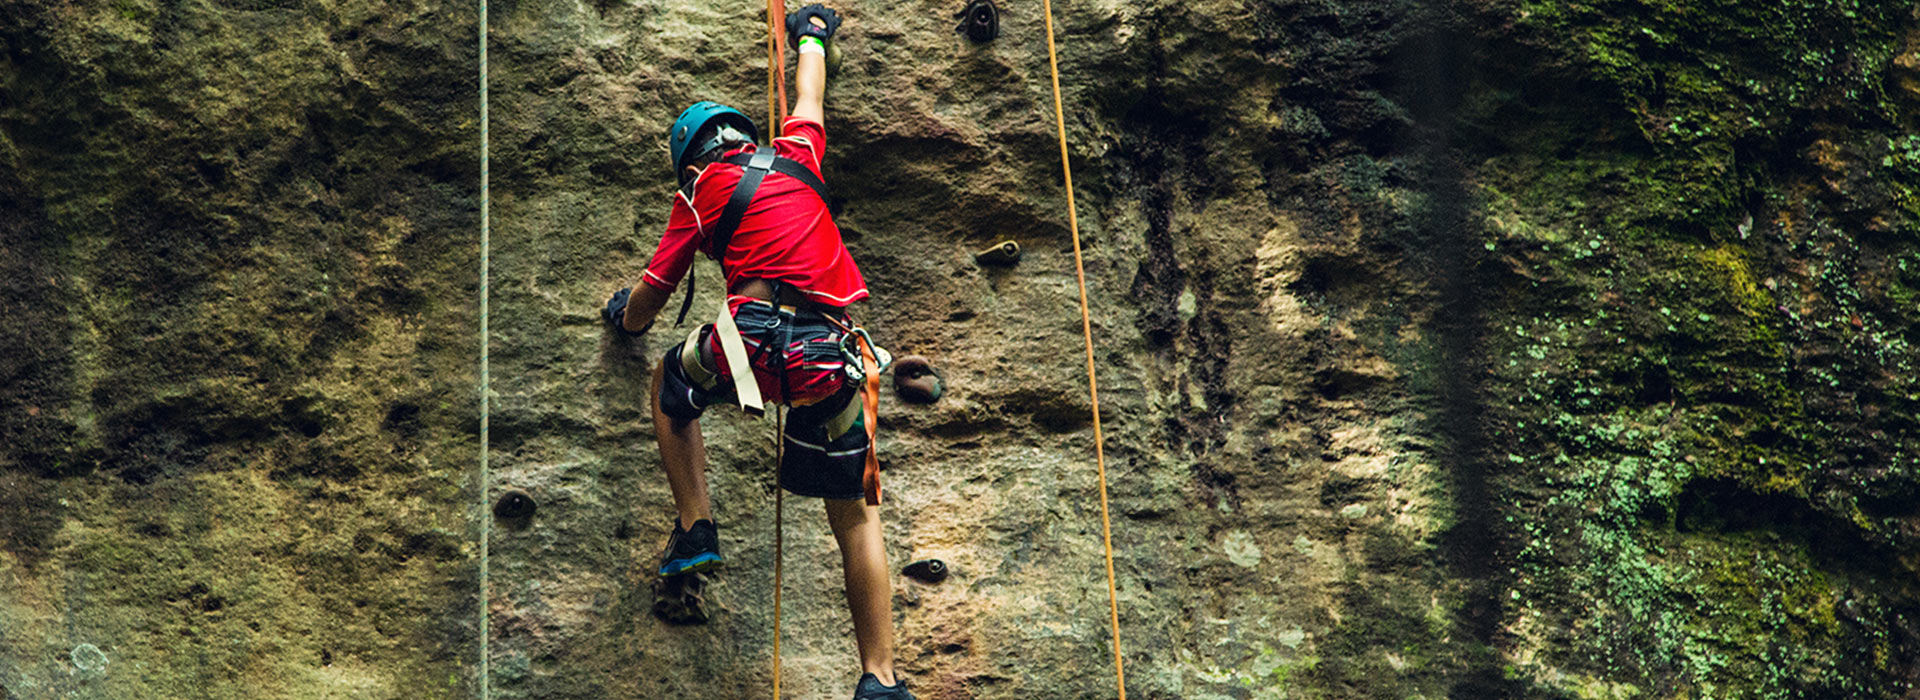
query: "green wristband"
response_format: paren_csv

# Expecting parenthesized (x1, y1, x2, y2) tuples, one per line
(798, 36, 825, 49)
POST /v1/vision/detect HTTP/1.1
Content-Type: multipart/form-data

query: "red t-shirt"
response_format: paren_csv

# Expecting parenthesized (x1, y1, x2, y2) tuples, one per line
(641, 117, 868, 307)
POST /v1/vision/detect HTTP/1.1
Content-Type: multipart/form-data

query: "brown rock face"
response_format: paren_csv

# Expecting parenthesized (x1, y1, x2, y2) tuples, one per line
(0, 0, 479, 696)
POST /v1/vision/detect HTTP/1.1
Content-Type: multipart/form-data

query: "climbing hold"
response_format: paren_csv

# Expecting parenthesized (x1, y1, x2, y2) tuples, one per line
(892, 356, 944, 404)
(825, 40, 844, 77)
(902, 558, 949, 583)
(953, 0, 999, 43)
(71, 643, 107, 673)
(493, 490, 537, 520)
(973, 240, 1020, 266)
(652, 572, 710, 625)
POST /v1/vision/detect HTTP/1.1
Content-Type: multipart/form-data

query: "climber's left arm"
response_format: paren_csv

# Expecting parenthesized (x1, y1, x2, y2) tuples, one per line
(788, 4, 838, 125)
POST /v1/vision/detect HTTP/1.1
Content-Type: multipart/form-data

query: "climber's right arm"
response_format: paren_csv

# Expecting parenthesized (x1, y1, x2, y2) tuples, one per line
(621, 281, 671, 333)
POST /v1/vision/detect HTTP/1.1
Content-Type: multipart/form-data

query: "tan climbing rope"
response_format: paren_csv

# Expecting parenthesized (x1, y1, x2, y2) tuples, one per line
(765, 4, 789, 699)
(1041, 0, 1129, 696)
(772, 408, 787, 700)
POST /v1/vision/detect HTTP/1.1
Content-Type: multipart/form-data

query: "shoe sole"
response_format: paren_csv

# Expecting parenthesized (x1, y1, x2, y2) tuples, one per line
(658, 552, 723, 577)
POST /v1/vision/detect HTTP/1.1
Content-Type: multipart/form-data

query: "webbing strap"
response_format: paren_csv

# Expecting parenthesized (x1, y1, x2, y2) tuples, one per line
(674, 149, 775, 327)
(713, 148, 779, 260)
(718, 151, 832, 204)
(714, 301, 765, 417)
(675, 264, 697, 326)
(857, 336, 882, 505)
(678, 326, 713, 387)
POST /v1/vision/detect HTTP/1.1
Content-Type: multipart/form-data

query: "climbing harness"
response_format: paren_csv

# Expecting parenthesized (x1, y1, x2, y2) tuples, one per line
(672, 293, 887, 500)
(821, 313, 887, 506)
(667, 140, 844, 422)
(1042, 0, 1129, 695)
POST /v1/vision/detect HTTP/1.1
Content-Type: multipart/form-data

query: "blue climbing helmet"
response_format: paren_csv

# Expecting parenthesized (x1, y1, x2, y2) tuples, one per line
(668, 101, 758, 183)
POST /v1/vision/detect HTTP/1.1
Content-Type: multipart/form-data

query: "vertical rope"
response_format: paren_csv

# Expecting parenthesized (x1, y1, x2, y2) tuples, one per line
(765, 4, 788, 698)
(766, 12, 777, 132)
(765, 0, 788, 130)
(476, 0, 491, 693)
(1039, 1, 1127, 697)
(772, 410, 786, 700)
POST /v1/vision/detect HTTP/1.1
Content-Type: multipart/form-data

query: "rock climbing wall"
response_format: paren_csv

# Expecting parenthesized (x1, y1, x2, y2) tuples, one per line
(493, 0, 1920, 697)
(4, 0, 1918, 698)
(0, 1, 479, 697)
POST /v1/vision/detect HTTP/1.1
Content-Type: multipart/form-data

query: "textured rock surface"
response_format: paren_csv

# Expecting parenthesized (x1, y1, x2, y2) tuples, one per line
(0, 0, 478, 696)
(4, 0, 1917, 698)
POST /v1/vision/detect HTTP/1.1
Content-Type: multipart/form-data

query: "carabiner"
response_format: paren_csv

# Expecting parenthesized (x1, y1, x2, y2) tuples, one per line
(839, 328, 893, 382)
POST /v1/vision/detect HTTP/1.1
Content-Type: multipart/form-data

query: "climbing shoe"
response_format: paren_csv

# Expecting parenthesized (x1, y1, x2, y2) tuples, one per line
(657, 519, 722, 577)
(852, 674, 914, 700)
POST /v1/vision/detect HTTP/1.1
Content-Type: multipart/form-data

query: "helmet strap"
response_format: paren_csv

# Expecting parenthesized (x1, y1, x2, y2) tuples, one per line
(689, 125, 754, 170)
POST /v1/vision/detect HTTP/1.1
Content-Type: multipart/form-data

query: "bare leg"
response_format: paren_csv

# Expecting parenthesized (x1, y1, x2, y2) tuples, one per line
(825, 498, 896, 685)
(652, 357, 712, 528)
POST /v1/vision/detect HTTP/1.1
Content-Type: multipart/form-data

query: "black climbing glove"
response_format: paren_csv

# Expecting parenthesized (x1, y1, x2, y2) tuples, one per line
(786, 3, 841, 44)
(603, 287, 651, 336)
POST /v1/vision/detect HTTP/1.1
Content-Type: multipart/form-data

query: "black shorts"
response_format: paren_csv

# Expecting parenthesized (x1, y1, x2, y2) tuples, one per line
(658, 323, 871, 501)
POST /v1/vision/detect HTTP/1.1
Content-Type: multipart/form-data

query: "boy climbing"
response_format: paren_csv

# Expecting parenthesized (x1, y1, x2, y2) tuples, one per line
(600, 5, 913, 699)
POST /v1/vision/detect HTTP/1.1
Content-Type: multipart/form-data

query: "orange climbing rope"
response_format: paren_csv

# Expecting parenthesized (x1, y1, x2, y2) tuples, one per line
(1041, 0, 1129, 697)
(767, 0, 789, 129)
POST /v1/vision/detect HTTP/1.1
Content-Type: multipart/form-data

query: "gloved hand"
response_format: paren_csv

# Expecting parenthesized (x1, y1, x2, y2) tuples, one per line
(603, 287, 651, 336)
(786, 3, 841, 44)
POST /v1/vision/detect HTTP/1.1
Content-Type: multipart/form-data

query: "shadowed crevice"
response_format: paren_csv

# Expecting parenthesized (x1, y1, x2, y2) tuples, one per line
(1391, 3, 1523, 697)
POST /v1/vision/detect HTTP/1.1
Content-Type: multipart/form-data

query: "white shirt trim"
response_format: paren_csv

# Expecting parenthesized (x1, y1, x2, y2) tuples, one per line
(801, 287, 869, 304)
(676, 170, 712, 237)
